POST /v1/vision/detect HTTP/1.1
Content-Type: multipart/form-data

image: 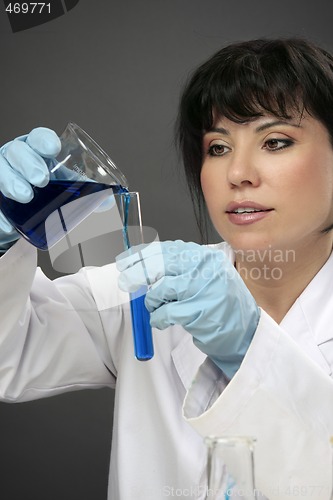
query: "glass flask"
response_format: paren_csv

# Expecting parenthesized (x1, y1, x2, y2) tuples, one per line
(204, 436, 258, 499)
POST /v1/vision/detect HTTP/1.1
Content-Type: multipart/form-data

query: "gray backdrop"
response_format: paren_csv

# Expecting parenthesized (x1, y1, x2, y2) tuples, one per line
(0, 1, 332, 498)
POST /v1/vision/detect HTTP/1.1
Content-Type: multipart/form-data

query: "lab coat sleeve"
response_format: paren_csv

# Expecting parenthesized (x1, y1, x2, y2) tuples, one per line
(183, 309, 333, 500)
(0, 238, 121, 402)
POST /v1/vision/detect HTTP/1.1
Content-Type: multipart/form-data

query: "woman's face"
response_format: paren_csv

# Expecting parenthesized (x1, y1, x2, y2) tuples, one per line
(201, 113, 333, 255)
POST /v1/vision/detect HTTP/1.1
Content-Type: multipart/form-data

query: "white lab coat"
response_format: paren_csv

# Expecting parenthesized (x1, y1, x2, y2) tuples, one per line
(184, 248, 333, 499)
(0, 238, 333, 499)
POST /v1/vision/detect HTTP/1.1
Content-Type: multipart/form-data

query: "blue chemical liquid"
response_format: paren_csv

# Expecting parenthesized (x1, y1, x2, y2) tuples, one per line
(129, 286, 154, 361)
(0, 180, 126, 250)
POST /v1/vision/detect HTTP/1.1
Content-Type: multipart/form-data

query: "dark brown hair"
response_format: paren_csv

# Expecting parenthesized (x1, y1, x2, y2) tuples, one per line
(176, 38, 333, 241)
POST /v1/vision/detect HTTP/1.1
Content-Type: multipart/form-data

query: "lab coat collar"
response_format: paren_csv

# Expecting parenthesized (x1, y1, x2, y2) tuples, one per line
(279, 250, 333, 375)
(220, 241, 333, 375)
(288, 249, 333, 345)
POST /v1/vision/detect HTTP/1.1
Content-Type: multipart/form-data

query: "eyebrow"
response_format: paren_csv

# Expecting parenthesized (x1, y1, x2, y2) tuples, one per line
(205, 120, 302, 136)
(206, 126, 230, 135)
(255, 120, 302, 132)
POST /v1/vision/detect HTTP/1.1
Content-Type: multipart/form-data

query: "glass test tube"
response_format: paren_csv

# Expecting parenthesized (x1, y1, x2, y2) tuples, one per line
(117, 191, 154, 361)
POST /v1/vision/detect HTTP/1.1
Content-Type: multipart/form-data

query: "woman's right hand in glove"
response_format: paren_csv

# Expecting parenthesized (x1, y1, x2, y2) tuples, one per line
(0, 127, 61, 250)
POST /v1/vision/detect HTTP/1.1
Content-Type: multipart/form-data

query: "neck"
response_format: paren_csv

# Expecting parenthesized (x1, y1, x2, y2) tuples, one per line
(234, 237, 333, 323)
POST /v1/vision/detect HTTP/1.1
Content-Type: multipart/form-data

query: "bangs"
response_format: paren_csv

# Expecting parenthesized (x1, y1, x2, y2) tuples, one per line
(203, 59, 304, 128)
(182, 40, 321, 134)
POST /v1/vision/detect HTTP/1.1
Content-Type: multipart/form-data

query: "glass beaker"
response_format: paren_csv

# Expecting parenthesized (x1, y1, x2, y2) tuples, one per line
(116, 191, 154, 361)
(0, 122, 128, 250)
(204, 436, 258, 499)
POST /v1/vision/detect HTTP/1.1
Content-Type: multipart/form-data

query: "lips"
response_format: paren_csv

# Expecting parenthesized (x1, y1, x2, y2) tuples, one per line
(226, 201, 273, 225)
(226, 201, 272, 213)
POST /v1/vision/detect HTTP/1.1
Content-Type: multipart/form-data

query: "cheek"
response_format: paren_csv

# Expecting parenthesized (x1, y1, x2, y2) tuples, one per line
(200, 168, 219, 213)
(200, 168, 210, 196)
(200, 167, 227, 231)
(281, 153, 333, 223)
(297, 154, 333, 199)
(200, 164, 225, 200)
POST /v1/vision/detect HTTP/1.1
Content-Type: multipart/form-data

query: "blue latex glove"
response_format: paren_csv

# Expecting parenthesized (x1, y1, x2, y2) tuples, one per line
(0, 127, 61, 251)
(117, 240, 260, 378)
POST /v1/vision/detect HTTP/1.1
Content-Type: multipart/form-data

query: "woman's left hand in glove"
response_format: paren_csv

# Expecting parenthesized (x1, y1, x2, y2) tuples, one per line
(116, 240, 260, 378)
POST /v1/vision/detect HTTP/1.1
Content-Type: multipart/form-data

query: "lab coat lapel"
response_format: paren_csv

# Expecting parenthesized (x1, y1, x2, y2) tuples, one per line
(280, 250, 333, 375)
(221, 241, 333, 375)
(171, 332, 206, 390)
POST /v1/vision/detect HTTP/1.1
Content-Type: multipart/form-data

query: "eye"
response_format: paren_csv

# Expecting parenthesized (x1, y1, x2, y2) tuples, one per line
(207, 143, 230, 156)
(263, 138, 294, 151)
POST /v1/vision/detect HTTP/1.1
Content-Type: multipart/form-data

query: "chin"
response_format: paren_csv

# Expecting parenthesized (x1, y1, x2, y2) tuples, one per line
(222, 232, 274, 254)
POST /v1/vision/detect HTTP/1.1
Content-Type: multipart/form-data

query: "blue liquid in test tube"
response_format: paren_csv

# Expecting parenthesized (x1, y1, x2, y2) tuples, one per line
(122, 193, 154, 361)
(129, 286, 154, 361)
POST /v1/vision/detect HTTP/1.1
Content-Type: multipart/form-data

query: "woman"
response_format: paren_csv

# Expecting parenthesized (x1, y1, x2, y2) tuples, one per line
(119, 38, 333, 498)
(0, 38, 332, 499)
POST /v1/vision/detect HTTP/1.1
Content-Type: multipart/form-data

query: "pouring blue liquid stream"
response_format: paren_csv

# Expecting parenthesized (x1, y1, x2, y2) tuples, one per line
(0, 180, 154, 361)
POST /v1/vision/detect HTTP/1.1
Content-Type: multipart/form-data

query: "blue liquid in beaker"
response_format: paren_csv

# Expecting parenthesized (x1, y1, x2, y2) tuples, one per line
(0, 180, 126, 250)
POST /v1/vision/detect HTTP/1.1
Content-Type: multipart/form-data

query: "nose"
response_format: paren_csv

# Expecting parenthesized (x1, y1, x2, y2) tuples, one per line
(227, 151, 260, 188)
